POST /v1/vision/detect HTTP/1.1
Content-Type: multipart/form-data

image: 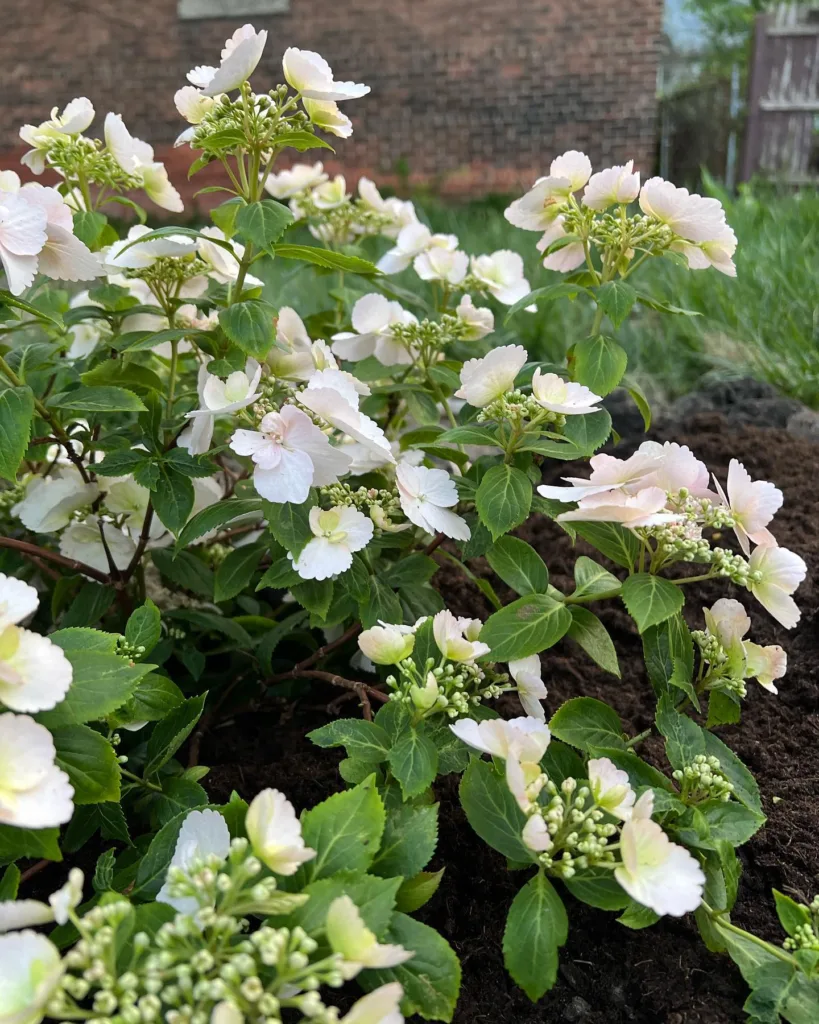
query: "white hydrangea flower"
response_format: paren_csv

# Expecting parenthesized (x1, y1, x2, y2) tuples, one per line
(0, 574, 39, 632)
(637, 440, 713, 498)
(188, 24, 268, 96)
(298, 381, 394, 464)
(104, 113, 183, 213)
(554, 487, 683, 529)
(413, 247, 468, 286)
(197, 226, 263, 288)
(340, 983, 405, 1024)
(0, 930, 64, 1024)
(358, 621, 417, 665)
(326, 896, 413, 979)
(454, 344, 528, 407)
(105, 223, 197, 271)
(450, 716, 551, 811)
(615, 816, 705, 917)
(66, 290, 107, 360)
(0, 714, 74, 828)
(0, 625, 72, 714)
(639, 177, 736, 276)
(587, 757, 636, 820)
(157, 809, 231, 914)
(377, 223, 457, 275)
(265, 162, 329, 199)
(537, 448, 661, 504)
(357, 179, 417, 238)
(0, 867, 86, 934)
(508, 655, 547, 720)
(432, 610, 489, 663)
(455, 294, 494, 339)
(469, 250, 531, 305)
(531, 370, 601, 415)
(583, 160, 641, 211)
(703, 597, 750, 653)
(19, 97, 95, 172)
(536, 217, 586, 273)
(743, 641, 787, 694)
(291, 506, 374, 581)
(182, 358, 263, 456)
(747, 545, 806, 630)
(504, 177, 569, 232)
(174, 86, 216, 128)
(282, 48, 370, 102)
(12, 468, 98, 534)
(230, 405, 351, 505)
(303, 98, 353, 139)
(713, 458, 782, 556)
(395, 464, 470, 541)
(59, 516, 136, 575)
(332, 294, 416, 366)
(522, 813, 553, 852)
(246, 788, 316, 876)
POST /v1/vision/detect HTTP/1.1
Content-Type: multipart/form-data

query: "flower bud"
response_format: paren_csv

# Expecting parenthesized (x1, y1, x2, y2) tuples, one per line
(358, 623, 415, 666)
(410, 672, 440, 711)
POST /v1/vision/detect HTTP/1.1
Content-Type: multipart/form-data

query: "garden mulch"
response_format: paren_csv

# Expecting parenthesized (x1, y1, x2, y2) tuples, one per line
(203, 412, 819, 1024)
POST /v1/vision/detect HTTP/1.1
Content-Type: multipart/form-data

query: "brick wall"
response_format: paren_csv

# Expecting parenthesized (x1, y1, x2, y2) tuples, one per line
(0, 0, 662, 211)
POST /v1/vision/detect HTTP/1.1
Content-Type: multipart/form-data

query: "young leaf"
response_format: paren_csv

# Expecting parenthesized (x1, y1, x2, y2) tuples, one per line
(561, 408, 612, 453)
(395, 869, 445, 913)
(371, 803, 439, 878)
(49, 385, 146, 412)
(291, 578, 334, 618)
(549, 696, 626, 751)
(621, 573, 685, 632)
(219, 300, 275, 359)
(595, 280, 638, 328)
(235, 199, 293, 248)
(272, 243, 379, 276)
(125, 600, 162, 658)
(151, 550, 214, 598)
(37, 651, 154, 728)
(0, 386, 34, 481)
(475, 464, 532, 540)
(308, 719, 391, 763)
(486, 536, 549, 595)
(571, 555, 621, 600)
(567, 606, 621, 677)
(152, 467, 195, 536)
(214, 545, 263, 602)
(264, 500, 313, 557)
(175, 498, 262, 549)
(655, 703, 706, 770)
(774, 891, 812, 938)
(144, 693, 207, 777)
(459, 758, 536, 863)
(480, 594, 572, 661)
(573, 334, 628, 396)
(388, 725, 439, 799)
(52, 725, 121, 805)
(503, 872, 568, 1000)
(573, 521, 640, 570)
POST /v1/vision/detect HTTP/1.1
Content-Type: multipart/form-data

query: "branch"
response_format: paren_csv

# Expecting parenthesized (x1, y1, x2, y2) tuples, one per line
(270, 668, 389, 705)
(122, 503, 154, 582)
(0, 536, 110, 585)
(291, 621, 362, 674)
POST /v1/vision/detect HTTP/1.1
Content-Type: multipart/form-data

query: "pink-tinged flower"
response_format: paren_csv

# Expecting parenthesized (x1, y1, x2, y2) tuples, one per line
(456, 294, 494, 339)
(449, 715, 551, 762)
(531, 370, 601, 415)
(433, 610, 489, 662)
(377, 223, 457, 275)
(0, 714, 73, 828)
(470, 250, 531, 305)
(638, 441, 714, 499)
(265, 162, 329, 199)
(588, 757, 636, 820)
(332, 294, 416, 366)
(188, 25, 268, 96)
(703, 598, 750, 652)
(454, 344, 528, 407)
(556, 487, 683, 528)
(615, 816, 705, 917)
(537, 217, 586, 273)
(414, 247, 468, 286)
(0, 190, 47, 294)
(230, 405, 351, 504)
(104, 113, 183, 212)
(509, 655, 547, 720)
(583, 161, 641, 211)
(747, 545, 806, 629)
(283, 48, 370, 102)
(298, 381, 395, 463)
(714, 458, 782, 555)
(743, 641, 787, 694)
(291, 506, 374, 580)
(396, 464, 470, 541)
(10, 182, 100, 284)
(340, 983, 405, 1024)
(538, 449, 661, 503)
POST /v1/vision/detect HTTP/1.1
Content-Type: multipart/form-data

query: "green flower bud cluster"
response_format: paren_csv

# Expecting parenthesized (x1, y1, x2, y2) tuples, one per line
(191, 84, 311, 158)
(691, 629, 728, 667)
(390, 316, 465, 366)
(534, 778, 618, 879)
(133, 255, 210, 294)
(709, 547, 753, 585)
(386, 656, 502, 720)
(478, 391, 564, 430)
(319, 482, 401, 519)
(291, 191, 394, 248)
(203, 543, 233, 567)
(115, 636, 147, 662)
(0, 480, 25, 516)
(673, 754, 735, 804)
(35, 135, 143, 193)
(647, 520, 712, 565)
(784, 922, 819, 953)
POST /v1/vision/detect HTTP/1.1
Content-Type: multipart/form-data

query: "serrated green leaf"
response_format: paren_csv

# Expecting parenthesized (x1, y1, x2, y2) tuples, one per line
(219, 300, 276, 359)
(49, 385, 146, 412)
(151, 549, 214, 598)
(567, 606, 620, 676)
(144, 693, 207, 777)
(272, 244, 379, 275)
(620, 573, 684, 632)
(0, 386, 34, 481)
(573, 521, 640, 570)
(503, 872, 568, 1000)
(595, 280, 638, 328)
(38, 651, 154, 727)
(475, 464, 532, 540)
(235, 199, 293, 249)
(573, 334, 628, 396)
(485, 536, 548, 595)
(480, 594, 572, 661)
(152, 467, 194, 536)
(459, 758, 535, 863)
(371, 803, 438, 878)
(125, 600, 161, 658)
(308, 719, 391, 763)
(214, 544, 263, 602)
(395, 869, 445, 913)
(571, 555, 621, 600)
(53, 725, 120, 805)
(388, 726, 438, 799)
(550, 696, 626, 751)
(176, 498, 262, 549)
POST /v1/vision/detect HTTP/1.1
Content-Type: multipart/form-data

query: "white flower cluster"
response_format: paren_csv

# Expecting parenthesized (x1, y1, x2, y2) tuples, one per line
(697, 597, 787, 695)
(540, 445, 806, 629)
(0, 573, 74, 829)
(451, 718, 705, 918)
(505, 150, 737, 277)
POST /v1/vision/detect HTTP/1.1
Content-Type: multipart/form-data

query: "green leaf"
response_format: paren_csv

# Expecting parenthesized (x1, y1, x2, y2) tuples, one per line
(571, 555, 621, 600)
(0, 825, 61, 865)
(0, 386, 34, 481)
(567, 606, 620, 676)
(573, 521, 640, 570)
(624, 376, 652, 431)
(563, 870, 630, 910)
(642, 613, 693, 698)
(550, 696, 626, 751)
(308, 719, 391, 763)
(49, 385, 146, 412)
(235, 199, 293, 249)
(60, 583, 115, 628)
(73, 210, 108, 249)
(291, 578, 334, 618)
(176, 498, 262, 549)
(132, 812, 187, 900)
(151, 550, 214, 598)
(272, 244, 379, 276)
(125, 600, 161, 658)
(459, 758, 535, 863)
(38, 651, 154, 727)
(371, 802, 438, 878)
(503, 872, 568, 1001)
(359, 577, 403, 629)
(153, 778, 209, 828)
(480, 594, 572, 661)
(95, 448, 150, 478)
(395, 869, 445, 913)
(214, 545, 263, 602)
(618, 900, 660, 930)
(560, 410, 612, 457)
(503, 281, 591, 323)
(699, 800, 765, 846)
(655, 703, 705, 770)
(475, 464, 532, 540)
(92, 848, 116, 892)
(125, 674, 184, 723)
(620, 573, 684, 632)
(49, 627, 118, 654)
(256, 558, 301, 591)
(296, 776, 386, 884)
(219, 300, 275, 359)
(166, 609, 251, 648)
(486, 536, 548, 595)
(287, 872, 400, 938)
(388, 726, 439, 799)
(0, 864, 20, 900)
(774, 891, 812, 938)
(274, 130, 336, 152)
(588, 747, 674, 792)
(81, 361, 163, 394)
(338, 553, 371, 602)
(360, 913, 461, 1022)
(703, 731, 761, 814)
(436, 425, 501, 447)
(152, 467, 194, 536)
(53, 725, 120, 804)
(264, 500, 313, 557)
(144, 693, 207, 777)
(383, 553, 439, 590)
(573, 334, 628, 396)
(405, 389, 441, 426)
(595, 280, 638, 329)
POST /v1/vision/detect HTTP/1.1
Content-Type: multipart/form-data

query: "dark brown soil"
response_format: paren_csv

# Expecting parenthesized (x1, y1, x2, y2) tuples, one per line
(202, 413, 819, 1024)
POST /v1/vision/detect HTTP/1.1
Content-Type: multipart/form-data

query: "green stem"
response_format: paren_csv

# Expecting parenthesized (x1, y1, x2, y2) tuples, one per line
(166, 340, 179, 423)
(701, 903, 797, 966)
(564, 586, 623, 605)
(671, 572, 715, 586)
(626, 727, 652, 749)
(121, 768, 163, 794)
